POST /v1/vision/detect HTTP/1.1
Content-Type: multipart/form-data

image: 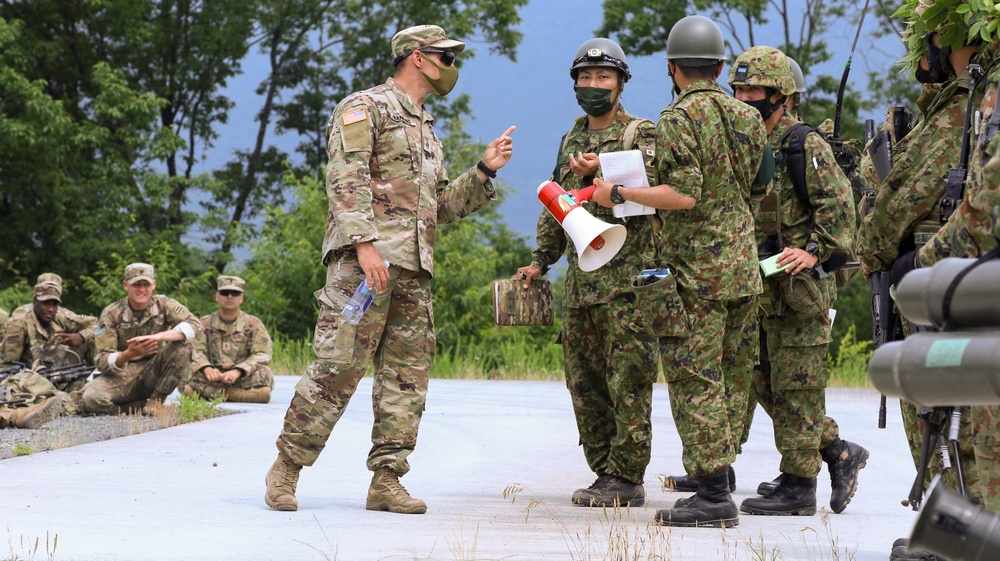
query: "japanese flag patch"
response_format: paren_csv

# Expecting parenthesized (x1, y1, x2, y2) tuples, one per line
(342, 108, 368, 126)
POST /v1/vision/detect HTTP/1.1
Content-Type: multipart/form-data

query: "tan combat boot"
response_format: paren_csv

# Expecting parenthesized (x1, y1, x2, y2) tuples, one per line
(265, 451, 302, 511)
(141, 391, 171, 415)
(224, 386, 271, 403)
(11, 396, 63, 429)
(366, 468, 427, 514)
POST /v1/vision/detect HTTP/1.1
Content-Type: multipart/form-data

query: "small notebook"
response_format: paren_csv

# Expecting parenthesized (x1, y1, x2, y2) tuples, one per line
(759, 254, 791, 277)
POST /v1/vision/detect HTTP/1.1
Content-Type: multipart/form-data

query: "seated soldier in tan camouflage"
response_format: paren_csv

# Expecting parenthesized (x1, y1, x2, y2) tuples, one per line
(79, 263, 201, 415)
(184, 275, 273, 403)
(2, 279, 97, 390)
(10, 274, 98, 364)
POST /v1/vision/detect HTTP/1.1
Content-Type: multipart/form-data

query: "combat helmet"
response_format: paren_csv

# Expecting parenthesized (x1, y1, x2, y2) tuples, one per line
(570, 38, 631, 83)
(787, 57, 806, 93)
(728, 46, 796, 96)
(665, 15, 726, 67)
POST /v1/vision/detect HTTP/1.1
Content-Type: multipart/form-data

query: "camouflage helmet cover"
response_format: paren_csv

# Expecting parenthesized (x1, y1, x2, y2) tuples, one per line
(728, 46, 796, 96)
(570, 38, 631, 83)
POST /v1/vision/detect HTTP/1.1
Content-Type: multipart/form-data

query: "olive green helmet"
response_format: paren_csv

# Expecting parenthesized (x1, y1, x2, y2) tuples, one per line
(665, 15, 726, 67)
(728, 46, 796, 96)
(570, 38, 631, 83)
(787, 57, 806, 93)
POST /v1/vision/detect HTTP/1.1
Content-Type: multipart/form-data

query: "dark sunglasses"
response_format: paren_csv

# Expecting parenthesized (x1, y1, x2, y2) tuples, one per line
(218, 290, 242, 297)
(419, 50, 456, 67)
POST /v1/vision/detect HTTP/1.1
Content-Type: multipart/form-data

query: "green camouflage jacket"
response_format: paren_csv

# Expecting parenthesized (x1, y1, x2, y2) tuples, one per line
(654, 79, 767, 300)
(857, 77, 969, 275)
(191, 310, 273, 376)
(530, 106, 657, 308)
(918, 55, 1000, 265)
(322, 77, 496, 275)
(94, 294, 200, 375)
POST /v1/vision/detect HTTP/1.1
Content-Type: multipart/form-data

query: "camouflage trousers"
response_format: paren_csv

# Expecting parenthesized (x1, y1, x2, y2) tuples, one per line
(186, 365, 274, 399)
(562, 295, 658, 484)
(79, 341, 192, 414)
(753, 311, 840, 478)
(0, 371, 71, 427)
(660, 292, 757, 476)
(276, 256, 432, 475)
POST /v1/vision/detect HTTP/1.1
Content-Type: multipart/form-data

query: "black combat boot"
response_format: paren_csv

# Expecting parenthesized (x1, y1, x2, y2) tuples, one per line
(756, 473, 783, 495)
(654, 467, 738, 527)
(889, 538, 945, 561)
(664, 466, 736, 493)
(821, 438, 869, 513)
(571, 474, 645, 507)
(740, 473, 817, 515)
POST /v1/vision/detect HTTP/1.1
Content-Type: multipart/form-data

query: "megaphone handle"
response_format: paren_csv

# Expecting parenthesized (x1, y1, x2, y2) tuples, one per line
(571, 185, 597, 202)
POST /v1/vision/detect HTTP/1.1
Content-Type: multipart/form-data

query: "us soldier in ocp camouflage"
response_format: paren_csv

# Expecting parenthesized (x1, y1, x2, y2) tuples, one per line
(516, 37, 659, 508)
(264, 24, 515, 515)
(592, 15, 768, 528)
(8, 273, 97, 362)
(729, 46, 868, 517)
(79, 263, 200, 415)
(185, 275, 274, 403)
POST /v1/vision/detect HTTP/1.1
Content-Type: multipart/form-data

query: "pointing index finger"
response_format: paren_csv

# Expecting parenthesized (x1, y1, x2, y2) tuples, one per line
(500, 125, 516, 139)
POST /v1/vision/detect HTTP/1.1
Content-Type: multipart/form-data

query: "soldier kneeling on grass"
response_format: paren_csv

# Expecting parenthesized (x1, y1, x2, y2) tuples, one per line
(182, 275, 274, 404)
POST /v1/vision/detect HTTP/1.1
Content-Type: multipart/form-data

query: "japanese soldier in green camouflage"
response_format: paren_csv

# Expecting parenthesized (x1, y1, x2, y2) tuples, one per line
(265, 24, 515, 514)
(592, 15, 768, 528)
(730, 46, 868, 517)
(79, 263, 200, 415)
(517, 37, 659, 508)
(186, 275, 274, 403)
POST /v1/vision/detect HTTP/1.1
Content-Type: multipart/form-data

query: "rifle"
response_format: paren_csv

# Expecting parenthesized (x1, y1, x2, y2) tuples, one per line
(0, 398, 27, 407)
(0, 362, 27, 384)
(826, 0, 871, 177)
(38, 363, 94, 388)
(940, 64, 985, 223)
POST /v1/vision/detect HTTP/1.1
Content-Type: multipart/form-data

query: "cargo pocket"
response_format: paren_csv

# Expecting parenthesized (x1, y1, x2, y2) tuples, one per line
(778, 273, 827, 318)
(631, 272, 690, 337)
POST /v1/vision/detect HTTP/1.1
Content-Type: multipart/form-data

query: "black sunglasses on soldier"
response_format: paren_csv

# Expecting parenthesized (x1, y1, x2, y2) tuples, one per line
(218, 290, 242, 297)
(419, 50, 456, 67)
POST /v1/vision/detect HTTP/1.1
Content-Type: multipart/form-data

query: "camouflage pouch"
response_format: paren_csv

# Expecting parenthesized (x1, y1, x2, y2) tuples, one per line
(777, 272, 827, 318)
(630, 271, 690, 337)
(4, 371, 57, 405)
(493, 279, 553, 326)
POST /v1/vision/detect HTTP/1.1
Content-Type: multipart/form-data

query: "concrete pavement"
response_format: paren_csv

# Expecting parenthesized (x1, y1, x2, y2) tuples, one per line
(2, 376, 922, 560)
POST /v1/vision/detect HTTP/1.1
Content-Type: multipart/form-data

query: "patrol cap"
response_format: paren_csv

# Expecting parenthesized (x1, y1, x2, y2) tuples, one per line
(34, 282, 62, 303)
(216, 275, 245, 294)
(37, 272, 63, 288)
(391, 25, 466, 65)
(124, 262, 155, 285)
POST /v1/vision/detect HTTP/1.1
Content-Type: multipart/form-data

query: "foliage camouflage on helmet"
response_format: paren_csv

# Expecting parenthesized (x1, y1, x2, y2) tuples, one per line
(787, 57, 806, 93)
(570, 38, 631, 83)
(665, 15, 726, 66)
(895, 0, 1000, 72)
(728, 46, 796, 96)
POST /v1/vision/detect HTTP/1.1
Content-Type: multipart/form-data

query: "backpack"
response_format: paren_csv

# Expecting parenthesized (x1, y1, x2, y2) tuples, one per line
(777, 122, 858, 289)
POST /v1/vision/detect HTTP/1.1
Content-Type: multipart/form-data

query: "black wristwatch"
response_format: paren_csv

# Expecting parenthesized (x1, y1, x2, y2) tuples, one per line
(805, 242, 819, 256)
(610, 184, 625, 204)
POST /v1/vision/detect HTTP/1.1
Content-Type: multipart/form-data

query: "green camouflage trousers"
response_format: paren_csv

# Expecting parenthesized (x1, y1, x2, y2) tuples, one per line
(970, 405, 1000, 511)
(276, 257, 432, 475)
(79, 341, 191, 414)
(186, 365, 274, 399)
(562, 295, 659, 484)
(660, 293, 757, 477)
(754, 312, 840, 477)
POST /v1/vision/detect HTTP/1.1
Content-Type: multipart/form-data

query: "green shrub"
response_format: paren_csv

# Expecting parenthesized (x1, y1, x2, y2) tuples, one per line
(177, 393, 224, 424)
(828, 324, 874, 388)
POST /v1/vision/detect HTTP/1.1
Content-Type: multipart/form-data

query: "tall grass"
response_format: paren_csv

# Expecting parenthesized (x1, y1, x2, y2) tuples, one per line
(270, 329, 873, 387)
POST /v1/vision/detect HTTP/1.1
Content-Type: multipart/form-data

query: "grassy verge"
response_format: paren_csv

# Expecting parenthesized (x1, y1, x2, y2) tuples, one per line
(271, 327, 874, 387)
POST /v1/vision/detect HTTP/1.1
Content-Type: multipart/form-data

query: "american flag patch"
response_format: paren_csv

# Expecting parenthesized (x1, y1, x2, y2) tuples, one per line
(342, 108, 368, 126)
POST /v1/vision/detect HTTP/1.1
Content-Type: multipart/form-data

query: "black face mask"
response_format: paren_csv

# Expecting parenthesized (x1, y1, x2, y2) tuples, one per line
(744, 97, 782, 120)
(920, 33, 951, 84)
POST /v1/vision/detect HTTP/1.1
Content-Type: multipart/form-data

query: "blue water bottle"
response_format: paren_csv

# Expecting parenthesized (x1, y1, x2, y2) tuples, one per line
(341, 261, 390, 325)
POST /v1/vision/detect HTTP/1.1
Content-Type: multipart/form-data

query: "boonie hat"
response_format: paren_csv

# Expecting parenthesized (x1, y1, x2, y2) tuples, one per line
(124, 263, 155, 285)
(391, 25, 465, 64)
(34, 282, 62, 303)
(216, 275, 246, 294)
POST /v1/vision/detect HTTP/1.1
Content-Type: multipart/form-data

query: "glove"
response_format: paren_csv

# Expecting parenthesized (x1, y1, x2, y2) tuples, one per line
(891, 250, 917, 285)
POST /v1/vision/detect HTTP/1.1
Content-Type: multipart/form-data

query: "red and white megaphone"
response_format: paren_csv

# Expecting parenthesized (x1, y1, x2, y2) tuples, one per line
(536, 180, 627, 272)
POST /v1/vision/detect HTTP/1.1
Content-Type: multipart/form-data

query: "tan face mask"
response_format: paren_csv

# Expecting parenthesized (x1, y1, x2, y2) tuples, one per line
(420, 55, 459, 96)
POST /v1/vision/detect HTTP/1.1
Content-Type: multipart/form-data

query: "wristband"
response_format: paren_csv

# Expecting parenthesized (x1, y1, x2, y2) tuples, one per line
(477, 160, 497, 178)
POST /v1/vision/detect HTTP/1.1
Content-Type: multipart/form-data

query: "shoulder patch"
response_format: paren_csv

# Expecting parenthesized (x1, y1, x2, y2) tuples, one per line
(342, 107, 368, 126)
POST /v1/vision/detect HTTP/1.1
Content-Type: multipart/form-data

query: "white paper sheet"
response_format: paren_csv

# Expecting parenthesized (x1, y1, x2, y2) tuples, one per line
(598, 149, 655, 218)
